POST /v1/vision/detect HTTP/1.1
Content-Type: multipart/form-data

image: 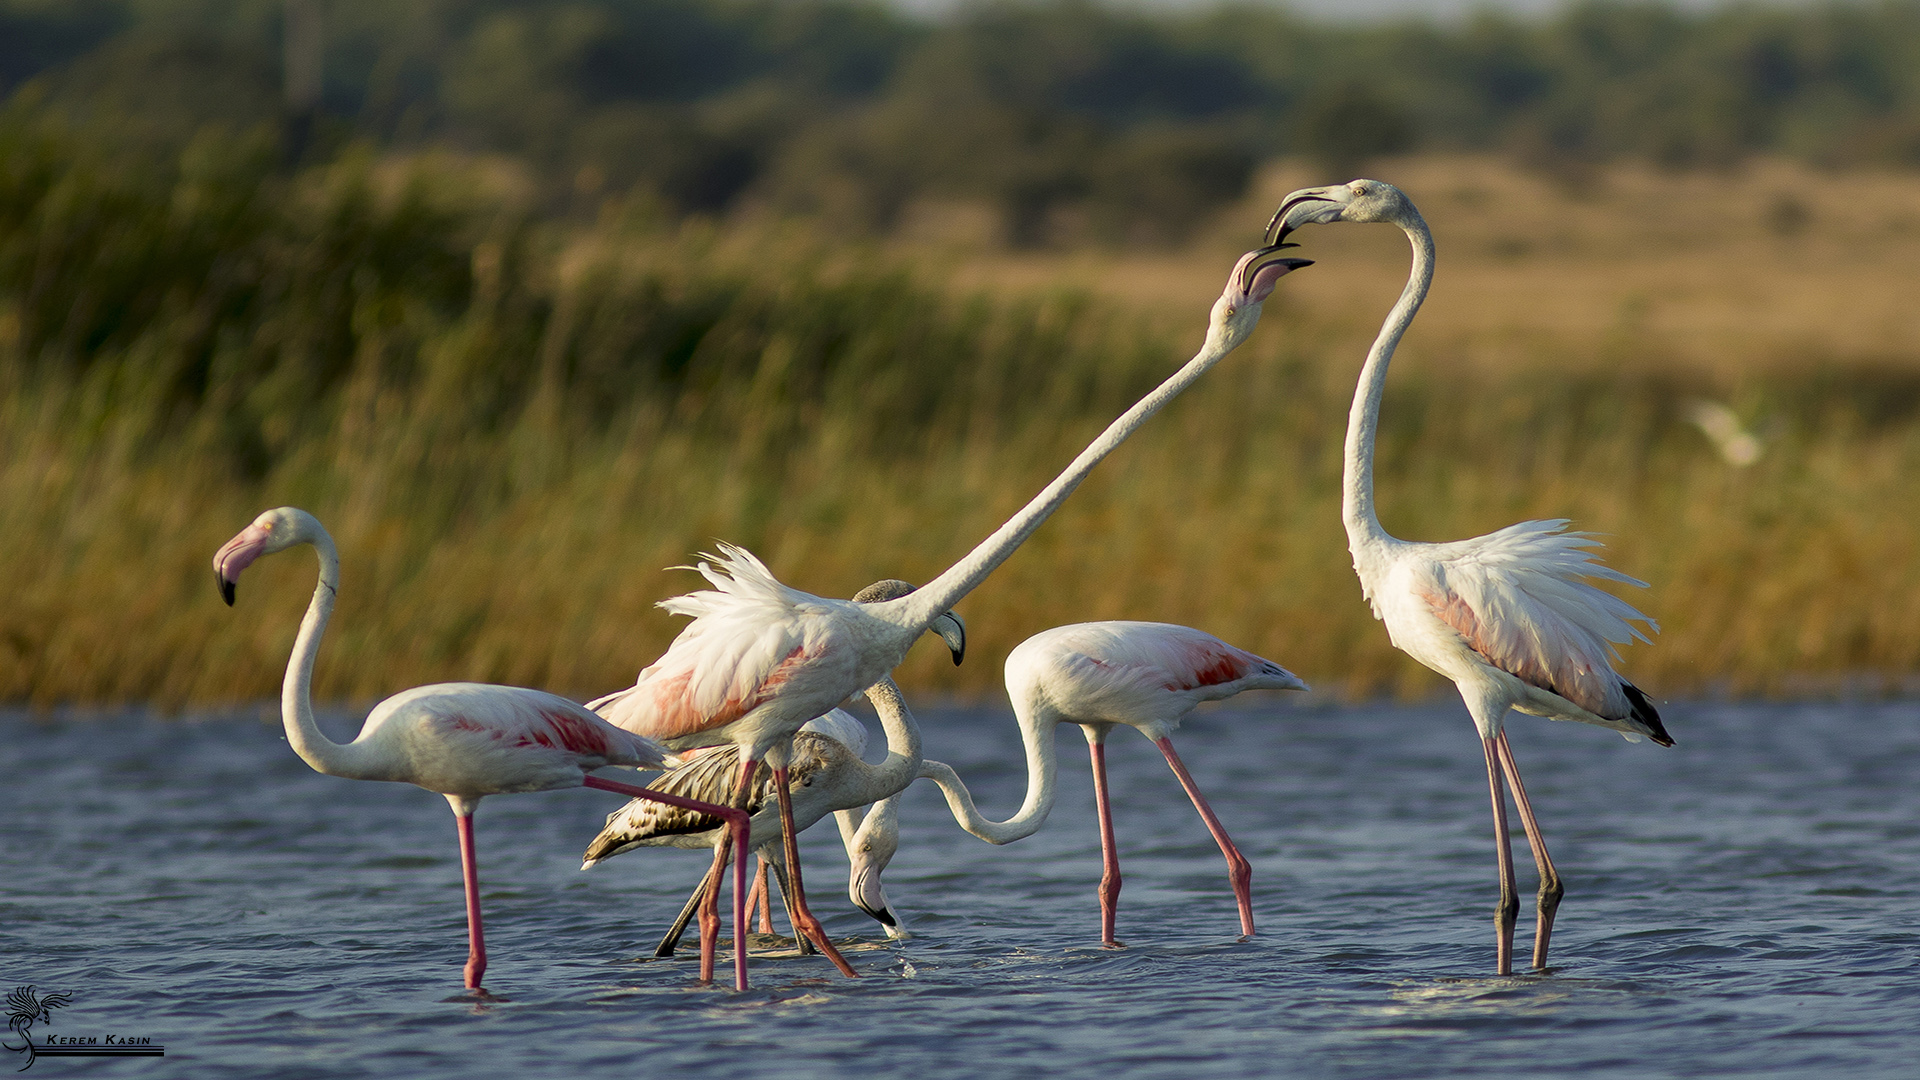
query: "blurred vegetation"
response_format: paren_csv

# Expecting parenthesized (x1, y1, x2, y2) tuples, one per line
(9, 107, 1920, 706)
(6, 0, 1920, 244)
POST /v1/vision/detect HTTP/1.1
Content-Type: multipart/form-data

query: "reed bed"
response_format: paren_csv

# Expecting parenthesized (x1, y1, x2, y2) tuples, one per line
(6, 122, 1920, 708)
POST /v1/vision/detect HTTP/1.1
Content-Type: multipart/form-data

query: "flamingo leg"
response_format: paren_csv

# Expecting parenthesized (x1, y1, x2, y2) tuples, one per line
(1482, 737, 1519, 976)
(764, 848, 815, 956)
(1495, 731, 1564, 971)
(695, 829, 735, 983)
(773, 766, 858, 977)
(655, 862, 714, 958)
(750, 857, 775, 934)
(1153, 737, 1255, 939)
(1086, 737, 1124, 947)
(454, 811, 487, 989)
(582, 773, 751, 991)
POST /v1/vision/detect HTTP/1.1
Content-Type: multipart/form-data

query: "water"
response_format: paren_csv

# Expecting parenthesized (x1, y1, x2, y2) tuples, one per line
(3, 698, 1917, 1078)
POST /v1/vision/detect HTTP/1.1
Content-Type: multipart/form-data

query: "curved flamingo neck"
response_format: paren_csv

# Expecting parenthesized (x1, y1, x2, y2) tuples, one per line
(1344, 213, 1434, 555)
(280, 526, 378, 780)
(883, 330, 1242, 633)
(859, 676, 924, 802)
(919, 697, 1059, 844)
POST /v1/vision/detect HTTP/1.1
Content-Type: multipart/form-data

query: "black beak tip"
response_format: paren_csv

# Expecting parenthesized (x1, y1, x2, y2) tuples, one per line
(859, 904, 897, 927)
(951, 645, 965, 667)
(218, 575, 236, 606)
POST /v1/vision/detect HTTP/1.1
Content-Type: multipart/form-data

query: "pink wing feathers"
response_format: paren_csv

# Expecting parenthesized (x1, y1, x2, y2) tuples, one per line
(588, 544, 835, 741)
(1025, 622, 1305, 710)
(1416, 519, 1657, 719)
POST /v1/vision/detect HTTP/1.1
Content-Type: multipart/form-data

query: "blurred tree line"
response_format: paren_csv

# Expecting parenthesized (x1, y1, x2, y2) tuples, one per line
(3, 0, 1920, 247)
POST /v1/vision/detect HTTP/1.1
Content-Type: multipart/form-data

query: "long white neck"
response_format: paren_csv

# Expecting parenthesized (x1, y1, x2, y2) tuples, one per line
(856, 676, 924, 803)
(881, 329, 1241, 632)
(917, 699, 1058, 845)
(280, 531, 380, 780)
(1344, 215, 1434, 553)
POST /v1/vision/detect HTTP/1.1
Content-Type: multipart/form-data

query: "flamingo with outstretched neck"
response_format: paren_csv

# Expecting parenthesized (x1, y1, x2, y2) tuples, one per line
(588, 247, 1311, 974)
(919, 621, 1306, 945)
(213, 507, 753, 992)
(1265, 179, 1672, 974)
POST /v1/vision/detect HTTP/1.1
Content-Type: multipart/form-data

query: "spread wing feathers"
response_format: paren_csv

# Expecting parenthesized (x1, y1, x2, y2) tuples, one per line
(588, 545, 846, 740)
(1419, 520, 1657, 718)
(580, 731, 850, 865)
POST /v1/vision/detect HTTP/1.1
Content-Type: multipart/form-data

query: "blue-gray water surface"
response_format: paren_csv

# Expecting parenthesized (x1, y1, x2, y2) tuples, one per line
(3, 698, 1917, 1078)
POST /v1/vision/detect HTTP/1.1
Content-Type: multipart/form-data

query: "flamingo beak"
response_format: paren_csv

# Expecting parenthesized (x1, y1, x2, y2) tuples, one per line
(933, 610, 966, 666)
(1264, 188, 1344, 246)
(212, 522, 274, 606)
(1234, 248, 1314, 304)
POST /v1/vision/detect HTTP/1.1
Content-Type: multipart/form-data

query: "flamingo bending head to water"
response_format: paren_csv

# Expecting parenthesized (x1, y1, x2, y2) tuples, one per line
(587, 247, 1311, 974)
(920, 621, 1307, 945)
(1266, 179, 1672, 974)
(214, 507, 754, 992)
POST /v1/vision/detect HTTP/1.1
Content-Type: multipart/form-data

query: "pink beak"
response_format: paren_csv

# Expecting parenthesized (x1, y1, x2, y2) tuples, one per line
(213, 522, 274, 605)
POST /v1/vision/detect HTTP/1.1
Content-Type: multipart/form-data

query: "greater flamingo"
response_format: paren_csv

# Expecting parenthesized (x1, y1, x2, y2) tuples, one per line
(918, 621, 1306, 945)
(606, 711, 926, 958)
(1265, 179, 1673, 974)
(585, 584, 935, 961)
(213, 507, 753, 992)
(588, 247, 1311, 974)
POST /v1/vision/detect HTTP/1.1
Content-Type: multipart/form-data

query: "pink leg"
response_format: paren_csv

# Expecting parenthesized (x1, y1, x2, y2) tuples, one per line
(583, 773, 751, 992)
(454, 812, 487, 989)
(1154, 737, 1255, 939)
(1482, 737, 1519, 976)
(1088, 740, 1124, 947)
(750, 857, 775, 934)
(774, 766, 858, 977)
(1496, 732, 1564, 970)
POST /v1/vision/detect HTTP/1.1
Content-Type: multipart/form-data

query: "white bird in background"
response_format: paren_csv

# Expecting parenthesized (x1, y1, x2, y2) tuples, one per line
(1266, 180, 1672, 975)
(1687, 400, 1762, 467)
(212, 507, 752, 992)
(587, 247, 1311, 976)
(919, 621, 1307, 946)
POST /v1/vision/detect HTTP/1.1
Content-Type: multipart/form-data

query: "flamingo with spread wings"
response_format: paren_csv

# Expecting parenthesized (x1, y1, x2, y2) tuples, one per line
(1266, 180, 1672, 974)
(588, 247, 1311, 975)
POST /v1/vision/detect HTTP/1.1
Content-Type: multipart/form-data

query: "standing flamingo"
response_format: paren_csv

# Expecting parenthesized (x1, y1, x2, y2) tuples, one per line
(588, 247, 1311, 975)
(585, 583, 937, 962)
(1265, 180, 1673, 975)
(917, 621, 1306, 945)
(213, 507, 753, 992)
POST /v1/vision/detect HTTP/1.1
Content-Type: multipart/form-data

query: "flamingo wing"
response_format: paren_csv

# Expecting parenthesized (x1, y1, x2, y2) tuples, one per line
(580, 732, 847, 865)
(589, 545, 848, 741)
(1415, 520, 1657, 721)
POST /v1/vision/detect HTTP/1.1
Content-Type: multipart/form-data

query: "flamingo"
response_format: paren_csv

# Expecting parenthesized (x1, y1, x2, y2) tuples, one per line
(212, 507, 753, 992)
(588, 246, 1312, 974)
(917, 621, 1306, 945)
(586, 580, 941, 958)
(605, 711, 926, 959)
(1265, 179, 1673, 974)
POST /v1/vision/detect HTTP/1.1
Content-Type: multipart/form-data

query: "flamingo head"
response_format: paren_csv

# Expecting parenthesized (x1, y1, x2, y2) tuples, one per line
(1264, 178, 1420, 245)
(213, 506, 322, 605)
(848, 797, 908, 939)
(1209, 247, 1312, 354)
(852, 579, 966, 666)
